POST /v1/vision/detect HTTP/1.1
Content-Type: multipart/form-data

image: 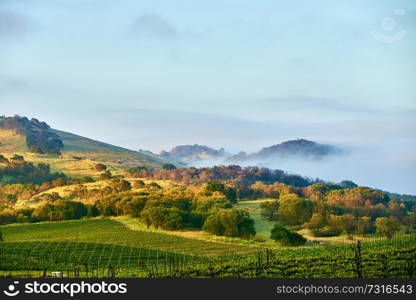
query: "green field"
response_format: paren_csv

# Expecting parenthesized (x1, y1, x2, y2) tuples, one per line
(0, 218, 258, 277)
(1, 218, 255, 256)
(235, 199, 276, 240)
(1, 218, 415, 278)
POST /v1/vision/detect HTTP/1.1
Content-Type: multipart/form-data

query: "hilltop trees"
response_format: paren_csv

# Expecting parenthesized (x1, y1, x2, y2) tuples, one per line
(339, 180, 358, 189)
(0, 116, 64, 154)
(162, 163, 176, 170)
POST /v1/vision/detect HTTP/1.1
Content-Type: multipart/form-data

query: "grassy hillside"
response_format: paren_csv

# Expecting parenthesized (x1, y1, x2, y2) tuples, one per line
(0, 151, 122, 179)
(0, 129, 28, 153)
(53, 129, 166, 167)
(15, 178, 178, 207)
(1, 218, 255, 256)
(0, 126, 169, 178)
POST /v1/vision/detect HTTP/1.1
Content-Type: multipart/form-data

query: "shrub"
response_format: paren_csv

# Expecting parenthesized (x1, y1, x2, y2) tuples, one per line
(270, 224, 306, 246)
(95, 163, 107, 171)
(147, 182, 162, 190)
(132, 180, 145, 188)
(99, 170, 112, 180)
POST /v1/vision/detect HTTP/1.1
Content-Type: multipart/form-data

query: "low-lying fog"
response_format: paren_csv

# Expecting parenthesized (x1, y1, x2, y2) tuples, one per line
(191, 140, 416, 195)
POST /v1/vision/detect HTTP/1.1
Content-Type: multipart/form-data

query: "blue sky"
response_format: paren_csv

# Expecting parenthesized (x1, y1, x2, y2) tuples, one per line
(0, 0, 415, 193)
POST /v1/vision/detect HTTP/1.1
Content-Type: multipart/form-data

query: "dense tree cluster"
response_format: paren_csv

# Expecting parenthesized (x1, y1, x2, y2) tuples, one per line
(32, 200, 89, 221)
(1, 151, 415, 242)
(126, 165, 313, 187)
(257, 181, 415, 239)
(0, 155, 66, 185)
(0, 200, 95, 224)
(0, 179, 255, 238)
(0, 171, 93, 208)
(203, 208, 256, 238)
(93, 183, 254, 237)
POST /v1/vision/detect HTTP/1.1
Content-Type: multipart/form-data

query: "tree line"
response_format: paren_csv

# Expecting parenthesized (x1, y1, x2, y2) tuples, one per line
(126, 165, 314, 187)
(0, 154, 66, 185)
(0, 181, 257, 239)
(257, 182, 416, 242)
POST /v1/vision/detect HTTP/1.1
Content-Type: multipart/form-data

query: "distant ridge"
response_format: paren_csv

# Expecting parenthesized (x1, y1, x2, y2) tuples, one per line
(162, 139, 342, 165)
(227, 139, 341, 163)
(160, 144, 227, 163)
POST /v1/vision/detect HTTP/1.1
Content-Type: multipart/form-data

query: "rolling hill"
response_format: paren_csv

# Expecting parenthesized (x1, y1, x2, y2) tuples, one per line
(227, 139, 341, 164)
(161, 139, 342, 166)
(0, 116, 168, 177)
(160, 144, 227, 163)
(52, 129, 166, 167)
